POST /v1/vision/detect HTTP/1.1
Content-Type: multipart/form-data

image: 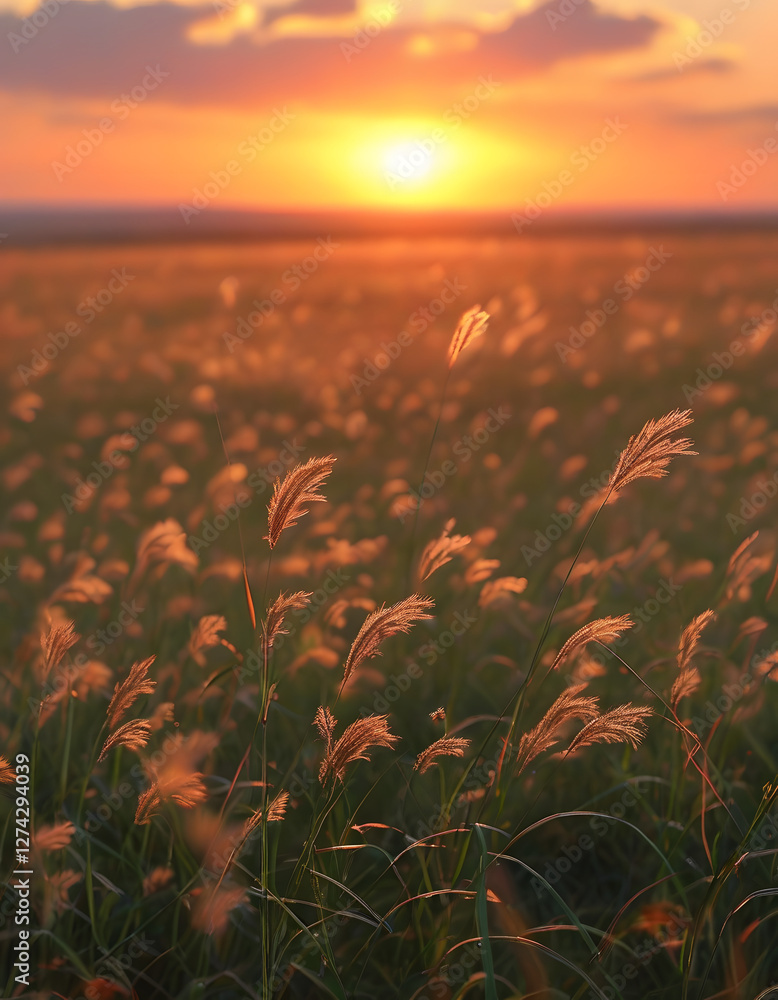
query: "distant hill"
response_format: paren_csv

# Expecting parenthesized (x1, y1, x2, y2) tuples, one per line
(1, 204, 777, 245)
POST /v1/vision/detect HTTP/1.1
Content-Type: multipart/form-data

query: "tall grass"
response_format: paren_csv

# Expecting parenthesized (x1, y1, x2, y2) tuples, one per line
(2, 238, 778, 999)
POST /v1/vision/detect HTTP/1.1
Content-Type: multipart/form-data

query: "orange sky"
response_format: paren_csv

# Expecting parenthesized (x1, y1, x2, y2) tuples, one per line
(2, 0, 778, 213)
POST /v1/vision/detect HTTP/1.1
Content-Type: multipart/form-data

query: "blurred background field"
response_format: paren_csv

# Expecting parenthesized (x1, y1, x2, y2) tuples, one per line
(2, 229, 778, 998)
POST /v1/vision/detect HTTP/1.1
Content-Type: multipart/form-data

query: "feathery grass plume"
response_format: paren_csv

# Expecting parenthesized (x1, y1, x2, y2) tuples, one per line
(479, 576, 528, 608)
(671, 610, 716, 709)
(41, 619, 79, 681)
(341, 595, 435, 689)
(188, 615, 229, 666)
(98, 719, 152, 762)
(319, 714, 399, 784)
(32, 821, 76, 852)
(516, 684, 600, 774)
(0, 756, 15, 784)
(417, 519, 471, 582)
(430, 707, 446, 722)
(192, 885, 247, 936)
(131, 518, 198, 586)
(264, 591, 312, 649)
(106, 656, 156, 731)
(134, 730, 217, 824)
(414, 736, 470, 774)
(465, 558, 500, 585)
(563, 704, 653, 756)
(609, 408, 696, 496)
(142, 866, 174, 896)
(135, 770, 209, 825)
(242, 790, 290, 840)
(725, 531, 773, 601)
(448, 305, 489, 368)
(550, 615, 633, 672)
(265, 456, 336, 549)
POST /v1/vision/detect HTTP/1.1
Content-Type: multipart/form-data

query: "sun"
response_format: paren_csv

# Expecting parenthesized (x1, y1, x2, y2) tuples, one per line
(382, 140, 438, 185)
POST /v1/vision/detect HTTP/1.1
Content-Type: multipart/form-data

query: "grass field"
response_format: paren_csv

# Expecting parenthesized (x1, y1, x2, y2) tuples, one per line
(1, 230, 778, 999)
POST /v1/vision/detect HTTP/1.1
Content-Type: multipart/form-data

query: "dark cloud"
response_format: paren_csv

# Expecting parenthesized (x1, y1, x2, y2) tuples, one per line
(263, 0, 359, 25)
(673, 103, 778, 125)
(0, 0, 663, 109)
(632, 56, 736, 82)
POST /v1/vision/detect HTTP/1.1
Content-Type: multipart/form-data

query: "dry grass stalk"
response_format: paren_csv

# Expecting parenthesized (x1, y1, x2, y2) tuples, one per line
(671, 610, 716, 709)
(516, 684, 600, 774)
(417, 519, 471, 582)
(106, 656, 156, 730)
(98, 719, 152, 762)
(550, 615, 633, 672)
(265, 456, 336, 549)
(414, 737, 470, 774)
(41, 619, 79, 681)
(341, 595, 434, 687)
(564, 704, 652, 756)
(318, 713, 399, 784)
(0, 755, 15, 784)
(264, 591, 312, 649)
(448, 306, 489, 368)
(609, 409, 696, 496)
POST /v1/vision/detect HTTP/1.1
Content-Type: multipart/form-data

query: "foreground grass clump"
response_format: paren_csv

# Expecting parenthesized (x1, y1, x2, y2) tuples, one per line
(2, 236, 778, 999)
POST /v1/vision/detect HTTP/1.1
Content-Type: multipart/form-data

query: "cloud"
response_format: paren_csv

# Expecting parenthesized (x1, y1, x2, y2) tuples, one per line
(1, 0, 663, 109)
(673, 103, 778, 125)
(631, 55, 736, 82)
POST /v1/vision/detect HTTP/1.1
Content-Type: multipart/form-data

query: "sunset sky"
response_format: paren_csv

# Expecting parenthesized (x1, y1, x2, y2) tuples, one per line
(2, 0, 777, 213)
